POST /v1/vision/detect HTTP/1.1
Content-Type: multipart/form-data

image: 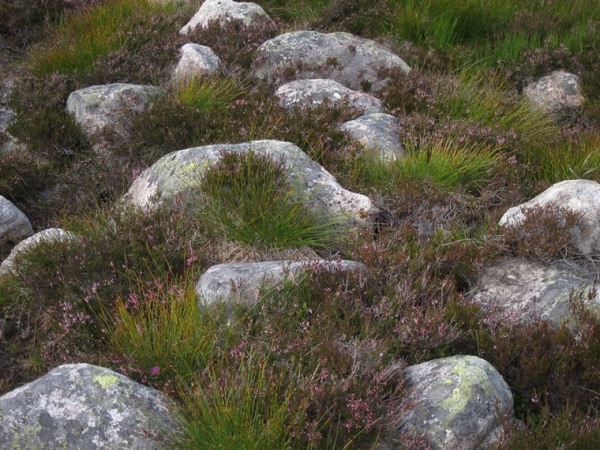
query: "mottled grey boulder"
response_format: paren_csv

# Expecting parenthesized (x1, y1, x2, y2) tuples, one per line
(196, 259, 367, 308)
(340, 113, 405, 161)
(0, 107, 25, 154)
(471, 257, 600, 326)
(180, 0, 273, 34)
(172, 43, 221, 82)
(66, 83, 160, 142)
(253, 30, 410, 91)
(0, 363, 182, 449)
(523, 70, 584, 113)
(383, 355, 513, 450)
(276, 79, 383, 116)
(500, 179, 600, 256)
(0, 196, 33, 246)
(0, 228, 76, 277)
(125, 140, 375, 225)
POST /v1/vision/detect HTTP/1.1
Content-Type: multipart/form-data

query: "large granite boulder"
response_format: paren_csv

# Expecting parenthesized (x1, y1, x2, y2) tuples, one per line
(500, 179, 600, 256)
(253, 30, 410, 91)
(125, 140, 375, 225)
(340, 113, 405, 161)
(196, 259, 368, 308)
(180, 0, 273, 34)
(0, 363, 182, 449)
(0, 196, 33, 246)
(66, 83, 160, 142)
(471, 257, 600, 326)
(275, 79, 383, 117)
(0, 228, 76, 277)
(523, 70, 584, 114)
(172, 43, 221, 82)
(382, 355, 514, 450)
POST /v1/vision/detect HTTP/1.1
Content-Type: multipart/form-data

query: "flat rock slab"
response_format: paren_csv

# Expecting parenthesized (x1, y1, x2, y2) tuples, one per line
(523, 70, 584, 113)
(384, 355, 513, 450)
(172, 43, 221, 82)
(196, 259, 367, 308)
(180, 0, 273, 34)
(66, 83, 160, 141)
(253, 30, 410, 91)
(125, 140, 375, 225)
(275, 79, 383, 117)
(471, 257, 600, 326)
(0, 228, 76, 277)
(340, 113, 405, 161)
(500, 179, 600, 256)
(0, 195, 33, 246)
(0, 363, 181, 449)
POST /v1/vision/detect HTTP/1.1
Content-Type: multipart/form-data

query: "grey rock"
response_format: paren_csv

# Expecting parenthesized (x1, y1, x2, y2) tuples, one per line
(499, 179, 600, 256)
(0, 228, 77, 277)
(253, 30, 410, 91)
(275, 79, 383, 117)
(340, 113, 405, 161)
(196, 259, 368, 308)
(471, 257, 600, 326)
(523, 70, 584, 113)
(66, 83, 160, 142)
(0, 196, 33, 246)
(180, 0, 273, 34)
(384, 355, 513, 450)
(0, 107, 25, 154)
(172, 43, 221, 82)
(0, 363, 182, 449)
(125, 140, 375, 225)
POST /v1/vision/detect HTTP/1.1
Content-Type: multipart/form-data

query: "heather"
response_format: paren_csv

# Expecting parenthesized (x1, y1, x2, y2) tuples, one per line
(1, 0, 599, 448)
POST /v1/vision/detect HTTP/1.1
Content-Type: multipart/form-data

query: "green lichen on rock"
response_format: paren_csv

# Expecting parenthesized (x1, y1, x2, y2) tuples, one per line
(11, 423, 44, 450)
(93, 373, 120, 389)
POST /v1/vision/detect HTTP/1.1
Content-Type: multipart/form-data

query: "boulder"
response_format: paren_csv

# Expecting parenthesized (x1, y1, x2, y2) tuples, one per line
(471, 257, 600, 326)
(383, 355, 514, 450)
(172, 43, 221, 82)
(66, 83, 160, 142)
(0, 196, 33, 246)
(125, 140, 375, 225)
(523, 70, 584, 114)
(0, 363, 181, 449)
(0, 107, 25, 154)
(253, 30, 410, 91)
(340, 113, 405, 161)
(196, 259, 368, 308)
(0, 228, 76, 277)
(180, 0, 273, 34)
(275, 79, 383, 117)
(499, 179, 600, 256)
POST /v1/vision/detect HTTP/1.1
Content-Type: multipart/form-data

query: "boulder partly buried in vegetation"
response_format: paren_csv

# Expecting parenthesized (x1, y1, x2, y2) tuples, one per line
(172, 43, 221, 83)
(383, 355, 514, 450)
(500, 179, 600, 257)
(275, 78, 383, 116)
(180, 0, 273, 35)
(253, 30, 410, 91)
(340, 113, 405, 161)
(0, 107, 24, 154)
(125, 140, 375, 225)
(523, 70, 584, 114)
(0, 195, 33, 247)
(0, 363, 181, 449)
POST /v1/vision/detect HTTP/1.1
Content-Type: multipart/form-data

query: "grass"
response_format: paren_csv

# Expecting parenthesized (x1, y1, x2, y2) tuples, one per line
(2, 0, 600, 448)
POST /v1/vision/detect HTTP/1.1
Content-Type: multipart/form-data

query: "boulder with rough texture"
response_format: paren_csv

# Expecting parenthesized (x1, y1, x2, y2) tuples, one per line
(340, 113, 405, 161)
(275, 79, 383, 116)
(0, 228, 76, 277)
(500, 179, 600, 256)
(253, 30, 410, 91)
(180, 0, 273, 34)
(125, 140, 375, 225)
(172, 43, 221, 82)
(472, 257, 600, 326)
(0, 196, 33, 246)
(523, 70, 584, 113)
(196, 259, 368, 308)
(382, 355, 514, 450)
(0, 107, 24, 154)
(66, 83, 160, 141)
(0, 363, 181, 449)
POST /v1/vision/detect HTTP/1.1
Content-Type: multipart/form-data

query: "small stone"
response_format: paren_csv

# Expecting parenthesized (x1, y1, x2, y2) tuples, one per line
(523, 70, 584, 114)
(340, 113, 405, 161)
(172, 43, 221, 82)
(180, 0, 273, 35)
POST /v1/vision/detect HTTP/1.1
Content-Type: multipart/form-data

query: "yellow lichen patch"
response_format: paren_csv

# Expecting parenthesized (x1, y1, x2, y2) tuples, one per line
(93, 374, 120, 389)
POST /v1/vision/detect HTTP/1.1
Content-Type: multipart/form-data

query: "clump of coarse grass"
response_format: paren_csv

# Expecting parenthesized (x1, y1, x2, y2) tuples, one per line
(173, 76, 245, 114)
(197, 151, 346, 251)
